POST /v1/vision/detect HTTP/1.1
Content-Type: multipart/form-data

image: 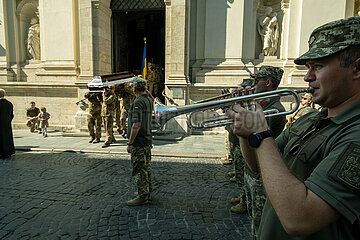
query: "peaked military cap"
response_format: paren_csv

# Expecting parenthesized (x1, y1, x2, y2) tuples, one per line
(295, 16, 360, 65)
(133, 77, 147, 89)
(250, 66, 284, 85)
(302, 93, 313, 100)
(240, 78, 254, 87)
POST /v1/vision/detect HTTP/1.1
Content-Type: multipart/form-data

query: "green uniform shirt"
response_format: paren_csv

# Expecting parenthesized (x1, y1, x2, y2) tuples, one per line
(263, 96, 286, 137)
(294, 105, 317, 119)
(259, 102, 360, 240)
(26, 107, 40, 117)
(84, 92, 102, 116)
(101, 92, 117, 117)
(127, 94, 153, 147)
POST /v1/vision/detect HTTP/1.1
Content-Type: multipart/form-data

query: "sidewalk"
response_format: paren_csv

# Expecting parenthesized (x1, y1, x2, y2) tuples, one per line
(13, 130, 226, 159)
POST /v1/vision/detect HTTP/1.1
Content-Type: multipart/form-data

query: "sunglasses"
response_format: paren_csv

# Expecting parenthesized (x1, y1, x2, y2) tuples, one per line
(253, 77, 267, 85)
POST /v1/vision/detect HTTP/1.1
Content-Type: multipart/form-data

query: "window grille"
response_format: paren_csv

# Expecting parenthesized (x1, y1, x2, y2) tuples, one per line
(110, 0, 165, 12)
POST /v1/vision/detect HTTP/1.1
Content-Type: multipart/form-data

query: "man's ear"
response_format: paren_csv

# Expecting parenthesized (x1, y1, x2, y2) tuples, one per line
(266, 78, 273, 88)
(353, 58, 360, 80)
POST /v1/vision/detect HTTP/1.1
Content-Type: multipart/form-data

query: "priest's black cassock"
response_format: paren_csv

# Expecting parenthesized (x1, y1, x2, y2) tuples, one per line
(0, 98, 15, 158)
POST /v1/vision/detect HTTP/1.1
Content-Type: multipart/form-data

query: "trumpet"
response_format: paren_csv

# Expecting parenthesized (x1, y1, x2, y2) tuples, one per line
(153, 87, 313, 129)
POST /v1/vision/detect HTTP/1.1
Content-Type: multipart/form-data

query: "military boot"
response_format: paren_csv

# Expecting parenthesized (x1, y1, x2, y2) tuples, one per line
(93, 139, 100, 143)
(230, 176, 236, 182)
(102, 142, 110, 148)
(89, 138, 95, 143)
(127, 196, 148, 206)
(230, 203, 247, 214)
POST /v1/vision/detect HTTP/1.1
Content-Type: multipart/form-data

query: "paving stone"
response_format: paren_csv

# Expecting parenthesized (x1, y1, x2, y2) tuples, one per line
(0, 151, 250, 239)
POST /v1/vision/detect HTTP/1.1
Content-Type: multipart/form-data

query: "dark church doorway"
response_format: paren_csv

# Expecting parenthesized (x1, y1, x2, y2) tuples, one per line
(111, 0, 165, 100)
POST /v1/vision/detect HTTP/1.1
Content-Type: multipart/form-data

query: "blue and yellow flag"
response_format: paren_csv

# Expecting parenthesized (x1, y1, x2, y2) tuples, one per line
(141, 39, 147, 79)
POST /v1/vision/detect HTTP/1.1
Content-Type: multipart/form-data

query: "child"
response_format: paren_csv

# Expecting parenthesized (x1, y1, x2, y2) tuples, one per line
(38, 107, 50, 137)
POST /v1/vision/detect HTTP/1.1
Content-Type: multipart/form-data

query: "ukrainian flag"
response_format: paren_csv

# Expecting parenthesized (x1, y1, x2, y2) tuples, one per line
(141, 38, 147, 79)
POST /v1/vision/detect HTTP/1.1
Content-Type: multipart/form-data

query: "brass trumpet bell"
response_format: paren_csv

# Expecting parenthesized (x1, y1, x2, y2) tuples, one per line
(153, 88, 313, 130)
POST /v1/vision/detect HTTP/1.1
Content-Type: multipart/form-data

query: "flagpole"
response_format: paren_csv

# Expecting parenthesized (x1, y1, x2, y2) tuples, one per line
(142, 37, 147, 79)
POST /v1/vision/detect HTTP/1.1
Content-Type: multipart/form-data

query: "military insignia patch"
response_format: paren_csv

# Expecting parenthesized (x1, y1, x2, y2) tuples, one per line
(329, 144, 360, 192)
(308, 35, 316, 48)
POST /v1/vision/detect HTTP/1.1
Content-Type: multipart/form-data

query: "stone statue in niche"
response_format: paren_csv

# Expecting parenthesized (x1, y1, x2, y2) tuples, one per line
(258, 7, 279, 56)
(27, 17, 40, 60)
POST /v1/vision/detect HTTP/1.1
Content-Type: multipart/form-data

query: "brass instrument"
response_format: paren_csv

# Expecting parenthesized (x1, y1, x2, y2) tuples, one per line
(153, 88, 313, 129)
(190, 92, 232, 104)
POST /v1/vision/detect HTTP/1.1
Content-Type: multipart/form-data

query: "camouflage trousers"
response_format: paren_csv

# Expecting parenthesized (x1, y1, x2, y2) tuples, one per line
(87, 114, 102, 140)
(119, 107, 129, 133)
(103, 116, 114, 144)
(232, 145, 246, 204)
(244, 164, 266, 240)
(225, 128, 232, 159)
(131, 145, 152, 200)
(148, 81, 160, 98)
(115, 101, 121, 128)
(26, 119, 40, 132)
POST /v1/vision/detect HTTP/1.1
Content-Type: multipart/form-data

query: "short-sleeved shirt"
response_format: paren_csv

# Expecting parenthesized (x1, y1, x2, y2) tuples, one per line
(26, 107, 40, 117)
(259, 102, 360, 240)
(263, 96, 286, 138)
(127, 94, 153, 147)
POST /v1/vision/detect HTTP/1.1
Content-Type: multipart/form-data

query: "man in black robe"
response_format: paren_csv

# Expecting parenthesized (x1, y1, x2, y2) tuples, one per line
(0, 88, 15, 158)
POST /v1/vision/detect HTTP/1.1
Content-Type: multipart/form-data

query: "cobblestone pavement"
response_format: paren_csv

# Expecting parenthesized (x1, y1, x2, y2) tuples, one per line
(0, 151, 250, 239)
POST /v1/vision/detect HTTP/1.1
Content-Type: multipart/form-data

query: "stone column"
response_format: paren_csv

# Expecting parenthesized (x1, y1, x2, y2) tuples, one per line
(163, 0, 191, 133)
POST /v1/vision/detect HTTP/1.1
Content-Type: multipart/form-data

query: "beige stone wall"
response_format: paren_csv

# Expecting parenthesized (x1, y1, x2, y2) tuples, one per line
(0, 0, 358, 132)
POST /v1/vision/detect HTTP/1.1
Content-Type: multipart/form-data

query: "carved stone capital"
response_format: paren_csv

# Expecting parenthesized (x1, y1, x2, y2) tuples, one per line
(164, 0, 171, 6)
(281, 0, 290, 10)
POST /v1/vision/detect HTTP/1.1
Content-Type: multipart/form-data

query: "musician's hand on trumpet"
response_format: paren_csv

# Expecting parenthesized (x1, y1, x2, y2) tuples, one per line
(226, 102, 269, 138)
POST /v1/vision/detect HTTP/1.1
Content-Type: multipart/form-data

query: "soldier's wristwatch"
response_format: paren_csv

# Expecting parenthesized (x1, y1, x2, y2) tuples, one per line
(127, 142, 133, 146)
(248, 129, 274, 148)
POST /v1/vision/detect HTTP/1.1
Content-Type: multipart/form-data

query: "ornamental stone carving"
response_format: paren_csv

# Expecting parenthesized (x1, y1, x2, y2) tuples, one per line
(257, 7, 279, 56)
(26, 17, 40, 60)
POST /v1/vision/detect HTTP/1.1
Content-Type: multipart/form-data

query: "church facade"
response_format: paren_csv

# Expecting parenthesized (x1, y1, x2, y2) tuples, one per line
(0, 0, 358, 132)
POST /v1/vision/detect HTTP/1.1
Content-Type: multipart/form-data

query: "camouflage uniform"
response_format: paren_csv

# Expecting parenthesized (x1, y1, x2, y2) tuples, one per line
(127, 78, 153, 204)
(293, 105, 317, 119)
(230, 79, 255, 213)
(115, 91, 121, 131)
(259, 17, 360, 240)
(84, 92, 102, 142)
(146, 63, 161, 98)
(229, 126, 246, 203)
(246, 67, 286, 239)
(116, 84, 135, 135)
(101, 86, 117, 145)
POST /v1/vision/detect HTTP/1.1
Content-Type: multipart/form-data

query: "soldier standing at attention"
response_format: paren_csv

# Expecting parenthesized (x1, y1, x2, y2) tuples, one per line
(101, 85, 117, 148)
(146, 62, 156, 97)
(26, 101, 40, 133)
(127, 77, 153, 206)
(227, 17, 360, 240)
(84, 91, 102, 143)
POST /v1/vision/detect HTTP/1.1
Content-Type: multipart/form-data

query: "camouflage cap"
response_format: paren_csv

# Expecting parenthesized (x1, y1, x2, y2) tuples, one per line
(295, 16, 360, 65)
(250, 66, 284, 85)
(106, 84, 115, 91)
(302, 93, 313, 100)
(240, 78, 254, 87)
(133, 77, 147, 89)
